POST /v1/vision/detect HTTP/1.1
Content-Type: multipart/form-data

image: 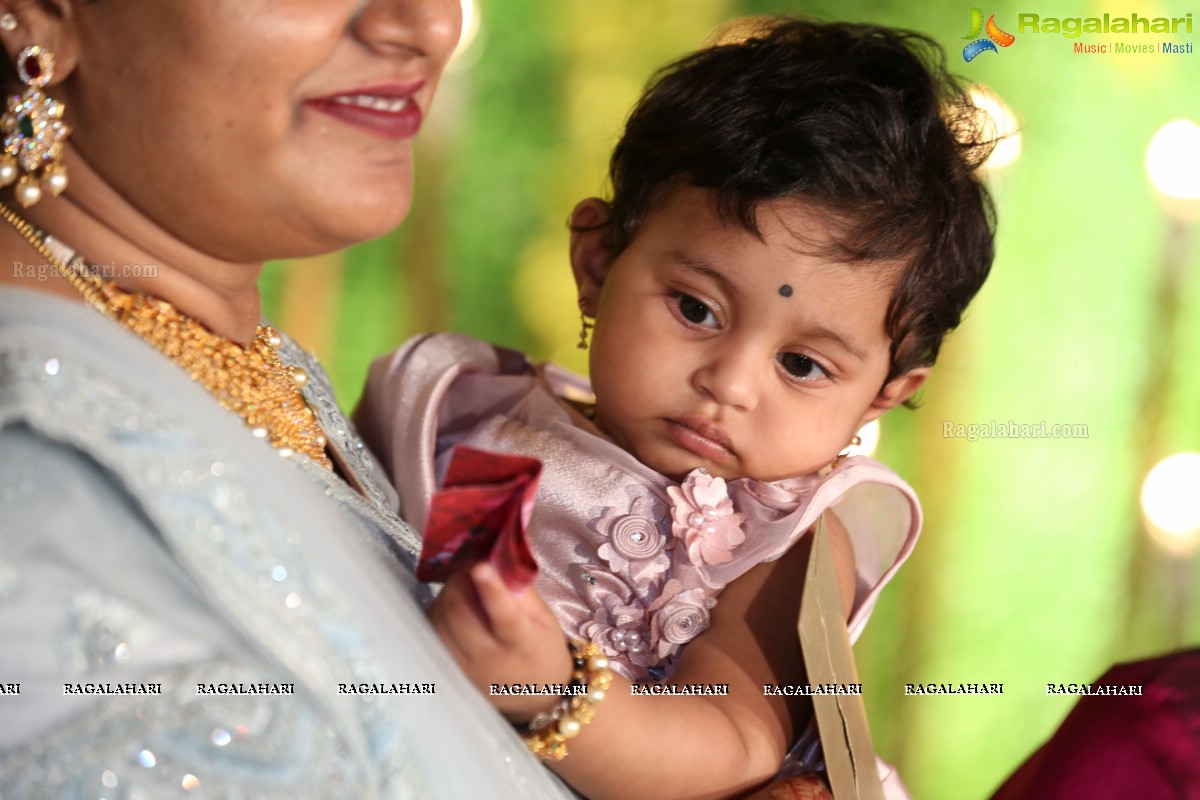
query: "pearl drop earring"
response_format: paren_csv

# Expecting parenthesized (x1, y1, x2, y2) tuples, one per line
(0, 45, 71, 207)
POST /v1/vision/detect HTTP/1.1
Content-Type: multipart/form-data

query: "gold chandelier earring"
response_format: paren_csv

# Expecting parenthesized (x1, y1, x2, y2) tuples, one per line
(1, 44, 70, 207)
(576, 298, 594, 350)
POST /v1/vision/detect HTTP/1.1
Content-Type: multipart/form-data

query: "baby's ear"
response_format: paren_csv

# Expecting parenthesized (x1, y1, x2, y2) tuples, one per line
(860, 367, 930, 425)
(569, 198, 614, 317)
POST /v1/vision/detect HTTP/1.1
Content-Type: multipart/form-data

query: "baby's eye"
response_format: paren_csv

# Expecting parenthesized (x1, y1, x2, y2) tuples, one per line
(778, 353, 830, 382)
(673, 292, 717, 328)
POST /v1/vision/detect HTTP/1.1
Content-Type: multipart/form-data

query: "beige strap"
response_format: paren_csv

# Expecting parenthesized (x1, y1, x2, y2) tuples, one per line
(798, 516, 886, 800)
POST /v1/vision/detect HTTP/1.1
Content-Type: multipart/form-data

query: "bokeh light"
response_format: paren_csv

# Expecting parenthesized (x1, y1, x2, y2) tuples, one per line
(968, 85, 1022, 172)
(447, 0, 482, 72)
(849, 419, 881, 458)
(1145, 119, 1200, 201)
(1141, 452, 1200, 556)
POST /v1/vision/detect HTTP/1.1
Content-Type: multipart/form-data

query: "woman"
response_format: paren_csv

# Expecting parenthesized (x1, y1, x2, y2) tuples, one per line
(0, 1, 576, 796)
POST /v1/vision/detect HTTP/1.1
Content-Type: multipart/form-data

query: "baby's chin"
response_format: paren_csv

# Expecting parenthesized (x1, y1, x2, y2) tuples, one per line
(652, 459, 748, 484)
(631, 438, 837, 484)
(660, 459, 840, 485)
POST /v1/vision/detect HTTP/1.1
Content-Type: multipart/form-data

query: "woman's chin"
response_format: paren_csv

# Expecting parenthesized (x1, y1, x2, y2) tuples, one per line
(287, 195, 413, 256)
(275, 152, 415, 251)
(338, 200, 412, 243)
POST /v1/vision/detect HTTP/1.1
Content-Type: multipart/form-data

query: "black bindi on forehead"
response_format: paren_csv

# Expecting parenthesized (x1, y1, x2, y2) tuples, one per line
(778, 284, 793, 298)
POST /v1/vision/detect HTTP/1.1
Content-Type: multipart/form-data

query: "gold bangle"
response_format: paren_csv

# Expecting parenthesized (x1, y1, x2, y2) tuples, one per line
(522, 640, 614, 761)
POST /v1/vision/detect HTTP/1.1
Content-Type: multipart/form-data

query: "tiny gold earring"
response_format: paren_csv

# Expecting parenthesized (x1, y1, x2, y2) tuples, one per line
(1, 44, 71, 207)
(831, 435, 863, 469)
(576, 299, 594, 350)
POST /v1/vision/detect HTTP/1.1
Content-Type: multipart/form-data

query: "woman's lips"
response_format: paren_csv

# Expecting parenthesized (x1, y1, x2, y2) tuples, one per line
(306, 83, 425, 140)
(665, 416, 736, 462)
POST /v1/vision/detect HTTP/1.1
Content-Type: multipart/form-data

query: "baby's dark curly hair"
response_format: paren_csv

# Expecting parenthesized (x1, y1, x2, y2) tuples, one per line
(603, 17, 997, 384)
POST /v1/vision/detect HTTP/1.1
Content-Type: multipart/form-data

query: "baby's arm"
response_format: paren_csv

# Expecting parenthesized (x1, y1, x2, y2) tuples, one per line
(554, 513, 856, 799)
(428, 514, 856, 800)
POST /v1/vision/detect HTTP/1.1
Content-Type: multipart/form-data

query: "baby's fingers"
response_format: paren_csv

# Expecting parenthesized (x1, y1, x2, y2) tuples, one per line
(470, 562, 531, 647)
(429, 570, 492, 655)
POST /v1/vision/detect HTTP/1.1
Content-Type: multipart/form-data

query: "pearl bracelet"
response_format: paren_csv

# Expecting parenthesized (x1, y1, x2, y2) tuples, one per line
(521, 640, 614, 761)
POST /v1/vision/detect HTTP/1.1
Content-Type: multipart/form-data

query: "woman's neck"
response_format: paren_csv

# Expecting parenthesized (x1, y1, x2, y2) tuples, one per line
(0, 152, 264, 345)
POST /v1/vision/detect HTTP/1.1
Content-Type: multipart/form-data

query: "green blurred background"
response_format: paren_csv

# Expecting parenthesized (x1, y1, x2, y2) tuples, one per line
(263, 1, 1200, 797)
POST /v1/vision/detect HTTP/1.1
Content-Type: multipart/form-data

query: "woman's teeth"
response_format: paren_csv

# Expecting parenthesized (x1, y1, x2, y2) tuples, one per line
(332, 94, 411, 112)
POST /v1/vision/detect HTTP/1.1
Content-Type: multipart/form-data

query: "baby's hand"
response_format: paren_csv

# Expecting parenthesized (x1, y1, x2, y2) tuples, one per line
(427, 562, 572, 721)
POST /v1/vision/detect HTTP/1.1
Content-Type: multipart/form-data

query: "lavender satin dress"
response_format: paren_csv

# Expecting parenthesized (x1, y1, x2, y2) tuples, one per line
(359, 333, 920, 687)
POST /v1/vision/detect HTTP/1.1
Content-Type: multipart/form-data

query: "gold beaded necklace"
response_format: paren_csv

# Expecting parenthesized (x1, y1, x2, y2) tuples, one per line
(0, 201, 331, 469)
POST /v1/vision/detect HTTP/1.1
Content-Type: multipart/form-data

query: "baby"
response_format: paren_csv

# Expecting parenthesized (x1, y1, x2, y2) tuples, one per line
(358, 17, 994, 799)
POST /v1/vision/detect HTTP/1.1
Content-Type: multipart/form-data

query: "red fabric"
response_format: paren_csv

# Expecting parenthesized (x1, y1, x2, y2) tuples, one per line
(417, 446, 541, 592)
(992, 649, 1200, 799)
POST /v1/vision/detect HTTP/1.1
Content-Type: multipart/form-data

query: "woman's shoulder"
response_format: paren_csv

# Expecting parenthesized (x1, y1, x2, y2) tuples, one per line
(0, 421, 571, 798)
(0, 287, 421, 594)
(0, 289, 433, 665)
(0, 426, 340, 795)
(0, 292, 381, 792)
(0, 294, 578, 797)
(0, 287, 204, 465)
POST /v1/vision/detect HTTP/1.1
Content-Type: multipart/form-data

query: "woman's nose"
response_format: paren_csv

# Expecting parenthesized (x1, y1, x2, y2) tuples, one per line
(353, 0, 463, 67)
(690, 343, 761, 412)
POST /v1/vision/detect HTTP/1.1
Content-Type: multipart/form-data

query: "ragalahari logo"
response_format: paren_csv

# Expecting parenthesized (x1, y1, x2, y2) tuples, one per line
(962, 8, 1016, 61)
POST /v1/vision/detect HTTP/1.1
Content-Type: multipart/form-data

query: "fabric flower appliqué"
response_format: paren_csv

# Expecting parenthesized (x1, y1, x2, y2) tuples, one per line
(575, 566, 657, 675)
(667, 470, 746, 566)
(595, 496, 670, 587)
(647, 579, 717, 660)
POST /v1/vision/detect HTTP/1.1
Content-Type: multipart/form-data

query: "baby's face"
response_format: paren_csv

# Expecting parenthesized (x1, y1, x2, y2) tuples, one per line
(583, 185, 919, 483)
